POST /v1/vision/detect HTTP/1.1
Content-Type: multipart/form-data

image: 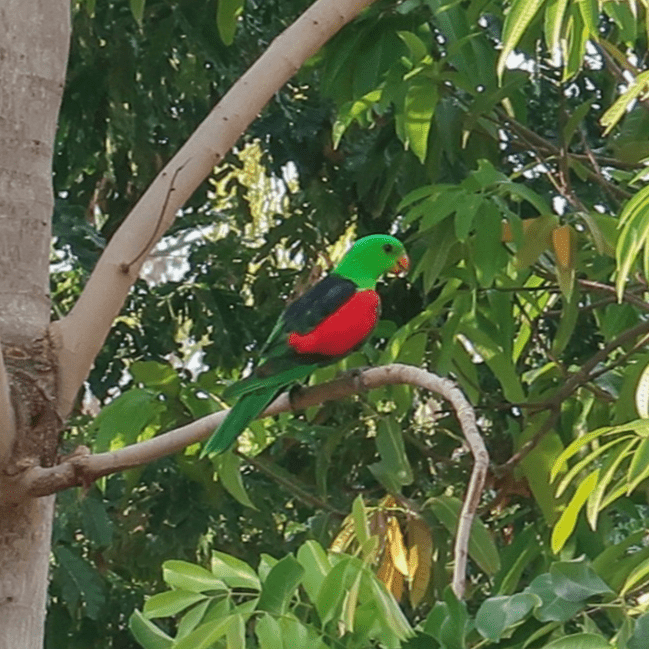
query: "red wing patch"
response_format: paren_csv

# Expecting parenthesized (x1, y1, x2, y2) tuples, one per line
(288, 290, 380, 357)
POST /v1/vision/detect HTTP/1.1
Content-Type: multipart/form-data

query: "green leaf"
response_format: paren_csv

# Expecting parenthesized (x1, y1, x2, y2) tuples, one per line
(629, 612, 649, 649)
(315, 556, 354, 623)
(616, 184, 649, 298)
(174, 617, 232, 649)
(131, 360, 180, 397)
(627, 435, 649, 493)
(226, 614, 246, 649)
(525, 573, 585, 622)
(177, 600, 211, 640)
(562, 98, 596, 148)
(352, 495, 370, 548)
(498, 0, 545, 79)
(586, 437, 636, 528)
(551, 470, 599, 554)
(397, 31, 428, 63)
(495, 525, 542, 595)
(423, 587, 468, 649)
(143, 591, 207, 619)
(214, 451, 257, 509)
(602, 70, 649, 135)
(621, 555, 649, 595)
(217, 0, 244, 46)
(396, 184, 440, 211)
(129, 0, 146, 25)
(368, 415, 413, 492)
(402, 81, 438, 163)
(425, 495, 500, 574)
(255, 614, 282, 649)
(211, 551, 261, 590)
(577, 0, 598, 38)
(257, 554, 305, 615)
(296, 541, 331, 603)
(474, 200, 508, 286)
(90, 388, 162, 452)
(278, 615, 326, 649)
(475, 593, 540, 640)
(555, 436, 622, 498)
(332, 90, 383, 148)
(163, 561, 227, 593)
(80, 495, 114, 547)
(551, 425, 620, 482)
(342, 569, 362, 633)
(544, 0, 570, 53)
(129, 610, 173, 649)
(367, 573, 414, 641)
(636, 361, 649, 418)
(550, 557, 612, 601)
(564, 5, 588, 79)
(543, 633, 610, 649)
(54, 546, 105, 620)
(454, 194, 484, 242)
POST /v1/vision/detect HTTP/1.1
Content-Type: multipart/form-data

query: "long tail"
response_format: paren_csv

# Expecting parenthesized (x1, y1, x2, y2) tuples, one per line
(200, 388, 279, 456)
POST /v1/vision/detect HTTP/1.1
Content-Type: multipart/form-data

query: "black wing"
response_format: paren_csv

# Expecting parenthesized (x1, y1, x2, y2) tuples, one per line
(282, 274, 357, 334)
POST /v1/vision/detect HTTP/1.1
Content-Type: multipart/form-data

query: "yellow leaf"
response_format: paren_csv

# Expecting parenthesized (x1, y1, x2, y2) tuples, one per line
(387, 517, 410, 577)
(376, 550, 403, 601)
(407, 517, 433, 607)
(552, 224, 576, 269)
(330, 518, 355, 554)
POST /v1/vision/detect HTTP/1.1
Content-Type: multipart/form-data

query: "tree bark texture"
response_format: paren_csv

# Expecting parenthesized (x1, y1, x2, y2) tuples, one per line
(0, 0, 69, 646)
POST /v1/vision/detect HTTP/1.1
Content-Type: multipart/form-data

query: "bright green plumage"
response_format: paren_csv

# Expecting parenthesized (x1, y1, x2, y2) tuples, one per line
(201, 235, 408, 457)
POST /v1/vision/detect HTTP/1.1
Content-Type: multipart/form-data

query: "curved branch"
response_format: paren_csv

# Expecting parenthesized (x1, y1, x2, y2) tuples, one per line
(50, 0, 378, 420)
(4, 363, 487, 599)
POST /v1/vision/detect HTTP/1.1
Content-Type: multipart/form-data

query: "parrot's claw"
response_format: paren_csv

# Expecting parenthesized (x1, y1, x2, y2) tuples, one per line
(338, 367, 370, 393)
(288, 383, 305, 411)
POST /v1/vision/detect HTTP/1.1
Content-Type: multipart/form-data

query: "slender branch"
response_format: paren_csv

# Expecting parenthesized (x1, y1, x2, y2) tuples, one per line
(578, 279, 649, 312)
(0, 340, 16, 469)
(50, 0, 378, 420)
(3, 363, 487, 600)
(499, 318, 649, 471)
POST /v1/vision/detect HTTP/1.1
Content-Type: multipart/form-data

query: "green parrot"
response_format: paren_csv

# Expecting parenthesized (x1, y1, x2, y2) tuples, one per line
(201, 234, 409, 456)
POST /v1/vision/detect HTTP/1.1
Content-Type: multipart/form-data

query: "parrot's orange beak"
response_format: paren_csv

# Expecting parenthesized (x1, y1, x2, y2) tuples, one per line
(391, 253, 410, 275)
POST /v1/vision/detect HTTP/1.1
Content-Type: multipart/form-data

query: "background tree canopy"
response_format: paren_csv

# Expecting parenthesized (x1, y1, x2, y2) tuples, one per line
(49, 0, 649, 647)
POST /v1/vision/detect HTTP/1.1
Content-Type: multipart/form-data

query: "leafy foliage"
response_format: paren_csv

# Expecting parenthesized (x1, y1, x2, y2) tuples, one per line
(49, 0, 649, 647)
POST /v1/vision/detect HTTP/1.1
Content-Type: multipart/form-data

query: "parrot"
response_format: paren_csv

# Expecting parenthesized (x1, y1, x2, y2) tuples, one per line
(200, 234, 409, 456)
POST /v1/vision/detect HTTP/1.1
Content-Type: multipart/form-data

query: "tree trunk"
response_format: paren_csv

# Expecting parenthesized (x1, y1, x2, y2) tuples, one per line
(0, 0, 69, 646)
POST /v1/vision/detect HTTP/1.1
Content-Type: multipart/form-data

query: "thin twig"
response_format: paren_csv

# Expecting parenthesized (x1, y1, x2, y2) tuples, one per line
(120, 160, 190, 273)
(498, 319, 649, 471)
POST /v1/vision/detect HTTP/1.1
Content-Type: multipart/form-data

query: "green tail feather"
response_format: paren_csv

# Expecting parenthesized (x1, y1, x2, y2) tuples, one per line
(222, 364, 318, 400)
(201, 388, 278, 456)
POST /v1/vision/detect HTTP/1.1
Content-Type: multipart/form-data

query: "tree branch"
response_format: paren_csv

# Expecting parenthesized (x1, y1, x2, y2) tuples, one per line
(498, 318, 649, 471)
(0, 339, 16, 469)
(50, 0, 378, 420)
(3, 363, 488, 600)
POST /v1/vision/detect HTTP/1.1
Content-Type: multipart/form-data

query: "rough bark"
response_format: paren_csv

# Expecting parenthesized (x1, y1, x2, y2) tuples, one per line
(0, 0, 70, 646)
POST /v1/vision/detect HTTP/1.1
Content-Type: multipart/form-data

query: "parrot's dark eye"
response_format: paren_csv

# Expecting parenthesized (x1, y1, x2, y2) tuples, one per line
(383, 243, 394, 253)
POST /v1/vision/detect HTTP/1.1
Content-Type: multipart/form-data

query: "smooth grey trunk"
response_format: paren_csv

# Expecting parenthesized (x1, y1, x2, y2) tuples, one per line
(0, 0, 69, 646)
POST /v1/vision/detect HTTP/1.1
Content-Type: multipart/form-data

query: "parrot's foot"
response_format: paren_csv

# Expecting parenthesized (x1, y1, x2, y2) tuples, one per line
(288, 383, 306, 411)
(338, 367, 370, 393)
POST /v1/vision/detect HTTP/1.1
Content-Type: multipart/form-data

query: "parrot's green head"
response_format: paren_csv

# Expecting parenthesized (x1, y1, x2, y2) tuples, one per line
(332, 234, 409, 289)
